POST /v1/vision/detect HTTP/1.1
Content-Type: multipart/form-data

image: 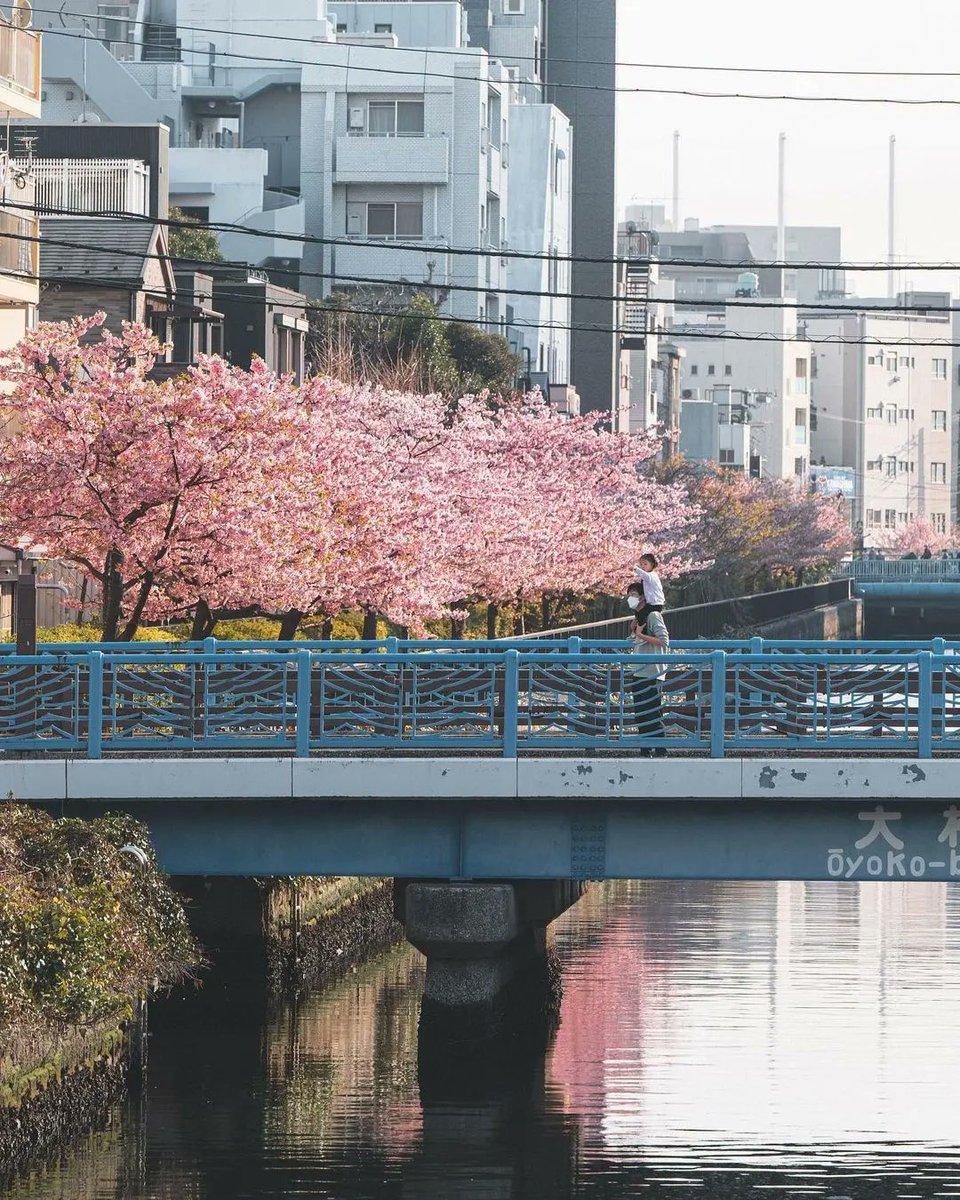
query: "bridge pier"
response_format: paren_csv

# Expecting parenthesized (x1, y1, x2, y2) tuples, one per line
(397, 880, 584, 1057)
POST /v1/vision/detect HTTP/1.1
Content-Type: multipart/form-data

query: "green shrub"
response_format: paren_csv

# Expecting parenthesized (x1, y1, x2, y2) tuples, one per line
(0, 806, 199, 1030)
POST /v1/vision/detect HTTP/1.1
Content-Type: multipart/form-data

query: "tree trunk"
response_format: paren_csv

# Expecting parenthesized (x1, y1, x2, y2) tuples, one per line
(486, 602, 498, 640)
(361, 610, 379, 641)
(190, 600, 215, 641)
(540, 593, 552, 632)
(449, 617, 464, 640)
(101, 552, 123, 642)
(278, 608, 303, 641)
(320, 617, 333, 641)
(78, 577, 88, 627)
(119, 571, 155, 642)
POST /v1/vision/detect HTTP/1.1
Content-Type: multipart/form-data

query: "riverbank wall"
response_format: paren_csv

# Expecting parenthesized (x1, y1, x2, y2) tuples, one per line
(172, 876, 403, 992)
(755, 597, 862, 641)
(0, 1022, 130, 1183)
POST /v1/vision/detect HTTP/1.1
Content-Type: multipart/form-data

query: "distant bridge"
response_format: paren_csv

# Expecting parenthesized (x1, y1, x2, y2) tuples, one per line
(836, 558, 960, 584)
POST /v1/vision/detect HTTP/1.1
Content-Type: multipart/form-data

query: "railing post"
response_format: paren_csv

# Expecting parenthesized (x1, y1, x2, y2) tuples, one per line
(750, 636, 763, 655)
(710, 650, 727, 759)
(386, 635, 399, 656)
(918, 650, 933, 759)
(203, 636, 217, 655)
(568, 635, 582, 655)
(503, 649, 519, 759)
(87, 650, 104, 760)
(295, 649, 312, 758)
(933, 637, 946, 657)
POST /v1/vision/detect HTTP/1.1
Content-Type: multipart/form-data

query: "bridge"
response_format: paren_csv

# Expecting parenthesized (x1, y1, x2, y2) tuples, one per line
(9, 634, 958, 1044)
(2, 637, 958, 884)
(836, 558, 960, 583)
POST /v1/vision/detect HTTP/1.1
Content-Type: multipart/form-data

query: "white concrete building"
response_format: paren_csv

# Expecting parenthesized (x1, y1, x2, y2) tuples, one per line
(809, 304, 954, 546)
(33, 0, 574, 386)
(0, 10, 41, 354)
(673, 298, 812, 481)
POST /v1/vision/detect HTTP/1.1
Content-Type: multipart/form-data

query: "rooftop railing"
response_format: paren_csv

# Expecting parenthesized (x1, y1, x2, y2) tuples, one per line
(0, 645, 956, 759)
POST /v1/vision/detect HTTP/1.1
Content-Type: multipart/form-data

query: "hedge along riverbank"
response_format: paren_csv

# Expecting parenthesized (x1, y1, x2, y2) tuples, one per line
(0, 804, 201, 1180)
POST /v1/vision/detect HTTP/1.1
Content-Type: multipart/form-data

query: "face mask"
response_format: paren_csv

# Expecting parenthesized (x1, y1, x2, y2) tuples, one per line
(627, 595, 640, 610)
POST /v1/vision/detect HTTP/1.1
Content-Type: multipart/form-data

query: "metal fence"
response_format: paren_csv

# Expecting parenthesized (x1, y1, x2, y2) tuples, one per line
(836, 559, 960, 582)
(0, 646, 955, 759)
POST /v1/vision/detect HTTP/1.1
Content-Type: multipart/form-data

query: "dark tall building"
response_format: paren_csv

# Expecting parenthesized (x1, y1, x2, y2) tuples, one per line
(545, 0, 618, 417)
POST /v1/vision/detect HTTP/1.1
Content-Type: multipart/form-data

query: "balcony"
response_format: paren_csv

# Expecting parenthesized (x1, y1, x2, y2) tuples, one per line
(332, 238, 450, 290)
(0, 17, 40, 119)
(335, 134, 449, 185)
(219, 192, 306, 265)
(26, 159, 150, 217)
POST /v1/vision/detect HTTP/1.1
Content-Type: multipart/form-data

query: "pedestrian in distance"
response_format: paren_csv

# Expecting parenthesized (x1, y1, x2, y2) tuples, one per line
(921, 545, 933, 560)
(626, 581, 670, 758)
(631, 552, 665, 627)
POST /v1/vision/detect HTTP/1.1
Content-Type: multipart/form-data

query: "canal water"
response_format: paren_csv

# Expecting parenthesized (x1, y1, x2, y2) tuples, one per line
(7, 879, 960, 1199)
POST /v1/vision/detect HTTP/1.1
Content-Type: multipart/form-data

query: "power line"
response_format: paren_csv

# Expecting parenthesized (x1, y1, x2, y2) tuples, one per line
(33, 4, 960, 87)
(11, 198, 960, 275)
(32, 22, 960, 106)
(26, 219, 960, 317)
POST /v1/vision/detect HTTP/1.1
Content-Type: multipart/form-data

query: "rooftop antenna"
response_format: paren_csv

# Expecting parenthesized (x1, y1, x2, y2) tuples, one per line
(888, 134, 897, 300)
(671, 130, 680, 232)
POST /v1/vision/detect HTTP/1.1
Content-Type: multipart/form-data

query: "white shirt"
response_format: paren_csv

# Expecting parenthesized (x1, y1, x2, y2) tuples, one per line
(634, 567, 664, 606)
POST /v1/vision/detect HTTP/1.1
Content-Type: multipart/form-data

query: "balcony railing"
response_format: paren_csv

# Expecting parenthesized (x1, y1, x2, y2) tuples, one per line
(0, 205, 36, 278)
(0, 17, 40, 105)
(26, 159, 150, 217)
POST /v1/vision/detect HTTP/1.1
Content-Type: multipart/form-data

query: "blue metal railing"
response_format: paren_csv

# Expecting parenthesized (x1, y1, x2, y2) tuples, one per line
(836, 558, 960, 582)
(0, 645, 958, 759)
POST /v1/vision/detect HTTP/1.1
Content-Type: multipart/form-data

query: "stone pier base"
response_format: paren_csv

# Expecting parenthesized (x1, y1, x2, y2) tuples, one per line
(397, 880, 584, 1057)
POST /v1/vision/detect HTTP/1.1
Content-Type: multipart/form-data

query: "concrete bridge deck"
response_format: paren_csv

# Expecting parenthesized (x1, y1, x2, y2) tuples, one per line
(11, 755, 960, 884)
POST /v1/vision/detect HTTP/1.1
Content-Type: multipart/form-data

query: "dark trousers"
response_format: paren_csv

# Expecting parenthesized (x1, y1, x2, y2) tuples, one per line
(631, 678, 664, 739)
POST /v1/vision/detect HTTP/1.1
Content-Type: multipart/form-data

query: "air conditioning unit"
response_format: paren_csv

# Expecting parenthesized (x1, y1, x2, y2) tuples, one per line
(347, 210, 363, 235)
(348, 107, 364, 130)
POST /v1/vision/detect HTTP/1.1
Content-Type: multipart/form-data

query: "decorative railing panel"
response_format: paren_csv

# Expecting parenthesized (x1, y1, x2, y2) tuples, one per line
(0, 647, 958, 759)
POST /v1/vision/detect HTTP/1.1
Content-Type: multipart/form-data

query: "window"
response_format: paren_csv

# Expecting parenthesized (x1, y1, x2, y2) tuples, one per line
(898, 512, 909, 525)
(931, 462, 947, 484)
(794, 457, 807, 478)
(885, 407, 898, 424)
(866, 406, 882, 419)
(374, 22, 392, 33)
(886, 356, 897, 371)
(867, 356, 879, 365)
(724, 364, 732, 376)
(886, 460, 897, 477)
(899, 408, 910, 419)
(503, 0, 525, 11)
(933, 358, 948, 379)
(934, 513, 947, 534)
(795, 357, 808, 393)
(899, 356, 913, 370)
(884, 508, 897, 528)
(367, 99, 424, 135)
(719, 449, 735, 465)
(794, 407, 807, 445)
(933, 409, 947, 431)
(336, 22, 346, 31)
(366, 201, 423, 238)
(866, 508, 881, 527)
(707, 364, 716, 376)
(690, 364, 698, 376)
(898, 460, 909, 474)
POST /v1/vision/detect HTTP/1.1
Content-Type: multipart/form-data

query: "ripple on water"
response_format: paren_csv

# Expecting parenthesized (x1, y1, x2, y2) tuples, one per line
(5, 880, 960, 1199)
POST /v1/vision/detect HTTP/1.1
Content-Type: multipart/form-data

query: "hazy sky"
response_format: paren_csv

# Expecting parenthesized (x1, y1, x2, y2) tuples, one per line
(616, 0, 960, 295)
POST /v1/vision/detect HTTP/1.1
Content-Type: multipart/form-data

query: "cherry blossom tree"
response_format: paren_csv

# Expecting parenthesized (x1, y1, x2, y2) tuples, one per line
(878, 515, 955, 557)
(0, 315, 313, 640)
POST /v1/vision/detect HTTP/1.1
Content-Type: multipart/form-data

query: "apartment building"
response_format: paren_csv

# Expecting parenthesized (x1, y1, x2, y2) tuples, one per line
(672, 297, 812, 481)
(33, 0, 578, 393)
(808, 303, 954, 546)
(0, 5, 41, 352)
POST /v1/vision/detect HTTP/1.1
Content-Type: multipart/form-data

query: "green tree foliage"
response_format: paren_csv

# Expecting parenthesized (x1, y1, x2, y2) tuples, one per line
(168, 206, 224, 266)
(0, 806, 199, 1029)
(310, 292, 520, 397)
(445, 319, 520, 395)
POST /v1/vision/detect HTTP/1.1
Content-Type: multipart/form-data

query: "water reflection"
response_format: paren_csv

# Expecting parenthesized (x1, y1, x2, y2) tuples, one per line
(7, 881, 960, 1199)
